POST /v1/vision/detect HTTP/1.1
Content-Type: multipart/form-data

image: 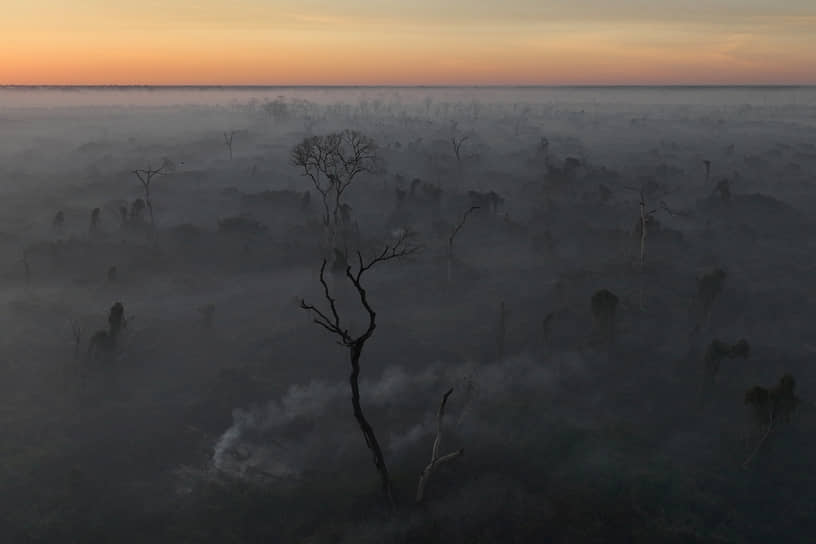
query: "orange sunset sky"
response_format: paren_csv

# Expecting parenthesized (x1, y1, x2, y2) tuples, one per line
(2, 1, 815, 86)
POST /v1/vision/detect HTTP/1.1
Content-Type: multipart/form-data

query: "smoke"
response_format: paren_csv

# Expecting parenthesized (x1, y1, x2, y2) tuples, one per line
(211, 352, 583, 479)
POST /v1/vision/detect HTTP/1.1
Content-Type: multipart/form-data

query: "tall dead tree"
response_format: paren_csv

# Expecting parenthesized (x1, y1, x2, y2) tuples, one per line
(450, 132, 472, 185)
(447, 206, 479, 283)
(71, 320, 82, 361)
(291, 130, 379, 247)
(224, 130, 236, 160)
(22, 250, 31, 287)
(624, 184, 678, 309)
(89, 207, 101, 235)
(416, 388, 464, 503)
(300, 231, 419, 507)
(132, 164, 167, 230)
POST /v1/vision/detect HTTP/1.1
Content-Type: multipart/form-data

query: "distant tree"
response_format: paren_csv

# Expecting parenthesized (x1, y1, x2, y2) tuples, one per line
(591, 289, 619, 345)
(52, 210, 65, 232)
(704, 338, 750, 380)
(87, 302, 126, 362)
(130, 199, 146, 223)
(451, 134, 469, 172)
(224, 130, 237, 160)
(291, 130, 379, 246)
(447, 206, 479, 284)
(695, 268, 727, 331)
(89, 207, 101, 235)
(132, 161, 171, 230)
(70, 320, 82, 361)
(743, 374, 799, 468)
(300, 231, 419, 507)
(713, 178, 731, 201)
(623, 183, 679, 309)
(263, 97, 289, 123)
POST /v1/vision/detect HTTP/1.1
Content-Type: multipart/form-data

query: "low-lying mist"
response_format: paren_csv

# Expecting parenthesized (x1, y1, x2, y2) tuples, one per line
(1, 86, 815, 543)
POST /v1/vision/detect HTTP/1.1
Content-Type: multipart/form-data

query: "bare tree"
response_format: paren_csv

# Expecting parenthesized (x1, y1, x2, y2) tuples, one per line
(447, 206, 479, 283)
(224, 131, 237, 160)
(70, 320, 82, 361)
(450, 134, 471, 183)
(624, 184, 678, 309)
(21, 250, 31, 287)
(300, 231, 419, 507)
(132, 163, 168, 230)
(89, 207, 101, 235)
(291, 130, 379, 245)
(416, 388, 464, 503)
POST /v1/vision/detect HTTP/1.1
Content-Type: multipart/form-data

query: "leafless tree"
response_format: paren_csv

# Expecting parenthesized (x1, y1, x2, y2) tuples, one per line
(22, 250, 30, 287)
(89, 207, 101, 235)
(224, 131, 237, 160)
(300, 231, 419, 507)
(70, 320, 82, 361)
(447, 206, 479, 283)
(416, 388, 464, 503)
(450, 134, 471, 183)
(291, 130, 379, 245)
(624, 183, 678, 309)
(132, 163, 168, 229)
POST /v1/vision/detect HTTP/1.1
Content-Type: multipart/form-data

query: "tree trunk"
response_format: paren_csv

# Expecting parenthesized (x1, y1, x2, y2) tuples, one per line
(349, 342, 394, 507)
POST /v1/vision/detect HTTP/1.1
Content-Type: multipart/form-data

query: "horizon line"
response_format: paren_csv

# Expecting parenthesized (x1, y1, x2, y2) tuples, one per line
(2, 84, 816, 90)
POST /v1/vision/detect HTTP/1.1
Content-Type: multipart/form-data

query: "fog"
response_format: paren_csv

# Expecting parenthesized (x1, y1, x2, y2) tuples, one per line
(1, 86, 815, 543)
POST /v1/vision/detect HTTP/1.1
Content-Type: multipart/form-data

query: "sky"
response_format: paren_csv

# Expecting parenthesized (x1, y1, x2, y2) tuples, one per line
(1, 0, 815, 86)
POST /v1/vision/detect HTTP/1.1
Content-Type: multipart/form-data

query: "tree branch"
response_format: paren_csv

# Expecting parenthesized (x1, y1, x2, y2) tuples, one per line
(416, 387, 464, 503)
